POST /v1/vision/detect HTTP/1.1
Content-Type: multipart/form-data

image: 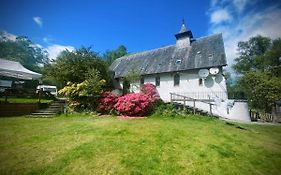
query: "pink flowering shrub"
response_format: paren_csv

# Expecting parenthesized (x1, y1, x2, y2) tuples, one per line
(140, 83, 160, 102)
(97, 83, 160, 116)
(97, 91, 119, 114)
(114, 83, 160, 116)
(114, 93, 153, 116)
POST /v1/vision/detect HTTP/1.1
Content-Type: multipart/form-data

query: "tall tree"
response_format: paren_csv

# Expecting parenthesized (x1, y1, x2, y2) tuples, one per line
(232, 35, 281, 112)
(0, 33, 48, 72)
(43, 47, 110, 89)
(233, 35, 271, 74)
(103, 45, 127, 66)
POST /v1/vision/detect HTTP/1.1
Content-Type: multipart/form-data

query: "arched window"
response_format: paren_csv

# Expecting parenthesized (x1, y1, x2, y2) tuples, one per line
(174, 74, 180, 86)
(155, 76, 160, 87)
(199, 78, 203, 86)
(140, 77, 144, 85)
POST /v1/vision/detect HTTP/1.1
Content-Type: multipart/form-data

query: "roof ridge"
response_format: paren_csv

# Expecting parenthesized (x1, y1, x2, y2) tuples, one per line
(195, 33, 222, 41)
(116, 44, 175, 61)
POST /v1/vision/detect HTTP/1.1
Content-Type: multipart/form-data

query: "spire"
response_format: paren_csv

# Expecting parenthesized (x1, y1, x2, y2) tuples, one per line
(175, 19, 193, 47)
(179, 19, 187, 33)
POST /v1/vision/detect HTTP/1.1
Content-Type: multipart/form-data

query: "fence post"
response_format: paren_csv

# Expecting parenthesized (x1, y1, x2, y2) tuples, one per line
(209, 96, 212, 115)
(193, 99, 196, 114)
(170, 93, 173, 102)
(184, 97, 186, 106)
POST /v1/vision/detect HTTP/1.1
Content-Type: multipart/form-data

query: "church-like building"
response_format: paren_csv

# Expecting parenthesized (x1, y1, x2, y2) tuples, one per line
(110, 22, 250, 122)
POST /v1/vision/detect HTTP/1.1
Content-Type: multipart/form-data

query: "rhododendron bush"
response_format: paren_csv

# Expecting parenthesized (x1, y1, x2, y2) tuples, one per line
(140, 83, 160, 102)
(98, 83, 160, 116)
(97, 91, 119, 114)
(114, 93, 153, 116)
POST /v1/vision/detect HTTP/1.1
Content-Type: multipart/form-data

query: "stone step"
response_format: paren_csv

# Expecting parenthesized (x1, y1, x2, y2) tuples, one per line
(30, 100, 66, 117)
(27, 115, 55, 118)
(31, 112, 57, 115)
(36, 110, 61, 113)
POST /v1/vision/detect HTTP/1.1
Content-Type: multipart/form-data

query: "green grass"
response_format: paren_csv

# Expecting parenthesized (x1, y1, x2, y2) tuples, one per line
(0, 114, 281, 175)
(0, 97, 53, 103)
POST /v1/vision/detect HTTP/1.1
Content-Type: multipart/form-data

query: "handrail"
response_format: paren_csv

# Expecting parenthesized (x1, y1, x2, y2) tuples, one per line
(170, 92, 213, 115)
(175, 91, 227, 100)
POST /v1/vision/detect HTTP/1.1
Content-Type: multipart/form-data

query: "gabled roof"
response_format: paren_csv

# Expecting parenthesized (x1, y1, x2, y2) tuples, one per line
(0, 59, 42, 80)
(110, 33, 227, 78)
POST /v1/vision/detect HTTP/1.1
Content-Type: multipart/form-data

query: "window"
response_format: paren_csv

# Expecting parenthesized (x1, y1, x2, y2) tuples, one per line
(199, 78, 203, 86)
(140, 77, 144, 85)
(174, 74, 180, 86)
(155, 76, 160, 87)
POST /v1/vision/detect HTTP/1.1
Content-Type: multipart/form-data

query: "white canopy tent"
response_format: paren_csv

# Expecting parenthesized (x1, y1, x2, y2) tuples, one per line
(0, 59, 42, 80)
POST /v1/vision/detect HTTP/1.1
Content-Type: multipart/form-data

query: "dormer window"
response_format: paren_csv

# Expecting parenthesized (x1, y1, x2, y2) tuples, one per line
(175, 59, 182, 65)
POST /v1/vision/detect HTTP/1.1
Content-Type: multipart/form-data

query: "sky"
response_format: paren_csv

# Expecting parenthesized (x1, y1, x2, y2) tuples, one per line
(0, 0, 281, 69)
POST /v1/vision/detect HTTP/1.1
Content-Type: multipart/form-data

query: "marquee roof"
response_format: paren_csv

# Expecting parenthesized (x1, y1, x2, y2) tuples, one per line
(0, 59, 42, 80)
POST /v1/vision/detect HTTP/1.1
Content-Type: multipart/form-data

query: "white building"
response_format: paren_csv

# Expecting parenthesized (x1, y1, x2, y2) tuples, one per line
(110, 22, 250, 122)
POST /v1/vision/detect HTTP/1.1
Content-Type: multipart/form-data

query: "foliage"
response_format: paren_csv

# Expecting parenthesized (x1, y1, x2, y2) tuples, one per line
(42, 47, 110, 89)
(232, 35, 281, 112)
(103, 45, 127, 66)
(114, 93, 153, 116)
(114, 83, 160, 116)
(233, 35, 271, 74)
(236, 72, 281, 112)
(140, 83, 160, 102)
(152, 102, 193, 117)
(97, 91, 119, 114)
(58, 69, 106, 111)
(123, 67, 141, 94)
(97, 83, 160, 116)
(0, 33, 48, 72)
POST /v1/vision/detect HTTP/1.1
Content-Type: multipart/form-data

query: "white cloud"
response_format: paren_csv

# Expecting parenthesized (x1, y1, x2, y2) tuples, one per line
(233, 0, 247, 12)
(208, 2, 281, 71)
(33, 16, 43, 27)
(46, 44, 75, 60)
(43, 36, 54, 44)
(0, 31, 17, 41)
(210, 9, 233, 24)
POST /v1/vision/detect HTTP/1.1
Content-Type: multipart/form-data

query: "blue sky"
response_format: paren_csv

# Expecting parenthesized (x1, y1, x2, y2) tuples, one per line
(0, 0, 281, 67)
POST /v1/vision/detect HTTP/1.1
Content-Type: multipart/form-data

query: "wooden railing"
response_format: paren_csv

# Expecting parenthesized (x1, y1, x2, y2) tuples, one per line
(175, 91, 228, 100)
(249, 110, 274, 122)
(170, 93, 214, 115)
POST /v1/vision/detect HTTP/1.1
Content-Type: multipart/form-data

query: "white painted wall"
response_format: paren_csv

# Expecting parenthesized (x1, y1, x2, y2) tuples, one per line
(134, 70, 228, 102)
(114, 69, 250, 122)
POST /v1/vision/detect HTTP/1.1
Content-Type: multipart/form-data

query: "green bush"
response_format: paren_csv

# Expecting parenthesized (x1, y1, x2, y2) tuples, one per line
(152, 102, 192, 117)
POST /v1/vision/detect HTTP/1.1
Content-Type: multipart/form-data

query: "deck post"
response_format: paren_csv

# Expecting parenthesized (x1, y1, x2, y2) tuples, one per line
(193, 99, 196, 114)
(209, 96, 212, 115)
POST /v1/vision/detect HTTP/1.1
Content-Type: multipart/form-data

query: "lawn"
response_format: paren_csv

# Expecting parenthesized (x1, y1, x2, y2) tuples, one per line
(0, 114, 281, 175)
(0, 97, 53, 104)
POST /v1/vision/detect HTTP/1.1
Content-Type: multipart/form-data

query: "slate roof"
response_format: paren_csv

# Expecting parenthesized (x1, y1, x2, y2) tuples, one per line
(110, 33, 227, 78)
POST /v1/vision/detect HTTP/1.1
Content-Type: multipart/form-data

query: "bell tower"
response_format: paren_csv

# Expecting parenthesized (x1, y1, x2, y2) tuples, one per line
(175, 19, 193, 47)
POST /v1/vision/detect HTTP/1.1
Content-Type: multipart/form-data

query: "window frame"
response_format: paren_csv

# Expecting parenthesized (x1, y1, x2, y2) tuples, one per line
(199, 78, 203, 86)
(140, 77, 144, 85)
(155, 75, 160, 87)
(174, 74, 180, 86)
